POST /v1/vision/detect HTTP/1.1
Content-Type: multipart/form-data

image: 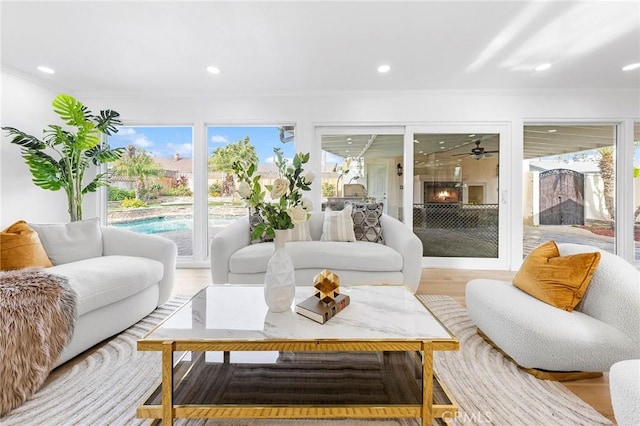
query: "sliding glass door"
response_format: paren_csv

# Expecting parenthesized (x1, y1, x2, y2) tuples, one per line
(633, 123, 639, 269)
(317, 127, 404, 221)
(406, 125, 510, 269)
(522, 125, 617, 257)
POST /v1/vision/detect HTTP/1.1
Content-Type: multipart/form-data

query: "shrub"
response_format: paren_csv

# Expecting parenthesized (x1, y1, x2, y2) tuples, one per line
(108, 187, 135, 201)
(209, 182, 222, 197)
(322, 181, 336, 198)
(162, 185, 193, 197)
(120, 198, 148, 208)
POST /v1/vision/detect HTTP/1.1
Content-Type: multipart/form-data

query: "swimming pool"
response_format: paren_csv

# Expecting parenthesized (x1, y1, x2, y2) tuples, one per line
(112, 215, 241, 234)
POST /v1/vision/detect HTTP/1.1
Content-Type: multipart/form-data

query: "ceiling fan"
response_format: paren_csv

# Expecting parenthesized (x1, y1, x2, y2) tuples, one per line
(453, 140, 498, 160)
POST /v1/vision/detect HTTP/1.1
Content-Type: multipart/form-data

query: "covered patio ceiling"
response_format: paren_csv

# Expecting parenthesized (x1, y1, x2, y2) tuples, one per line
(321, 125, 633, 165)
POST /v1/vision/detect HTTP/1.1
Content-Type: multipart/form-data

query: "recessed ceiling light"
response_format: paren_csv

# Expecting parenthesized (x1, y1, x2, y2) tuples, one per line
(413, 139, 419, 144)
(418, 150, 423, 154)
(377, 64, 391, 73)
(206, 66, 220, 74)
(347, 141, 352, 145)
(622, 63, 640, 71)
(468, 134, 476, 138)
(548, 129, 557, 133)
(37, 66, 55, 74)
(440, 147, 445, 149)
(438, 141, 445, 144)
(534, 63, 551, 72)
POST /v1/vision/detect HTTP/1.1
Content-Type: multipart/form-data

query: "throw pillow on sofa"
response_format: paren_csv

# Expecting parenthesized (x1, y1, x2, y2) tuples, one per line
(30, 217, 103, 265)
(285, 221, 312, 242)
(513, 240, 601, 312)
(248, 208, 273, 244)
(321, 205, 356, 242)
(347, 202, 384, 244)
(0, 221, 52, 270)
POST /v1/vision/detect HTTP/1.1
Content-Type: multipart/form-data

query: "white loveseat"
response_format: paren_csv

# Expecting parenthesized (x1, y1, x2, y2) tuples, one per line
(210, 211, 422, 292)
(466, 243, 640, 373)
(30, 218, 177, 366)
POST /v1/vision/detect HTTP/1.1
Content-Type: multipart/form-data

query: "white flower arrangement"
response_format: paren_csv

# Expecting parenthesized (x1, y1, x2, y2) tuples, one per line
(233, 148, 313, 239)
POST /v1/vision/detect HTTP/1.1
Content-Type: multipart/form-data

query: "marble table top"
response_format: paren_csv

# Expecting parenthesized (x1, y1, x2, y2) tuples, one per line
(143, 285, 454, 342)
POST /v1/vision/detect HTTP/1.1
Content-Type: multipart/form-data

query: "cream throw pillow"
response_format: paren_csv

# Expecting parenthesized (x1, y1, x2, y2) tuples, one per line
(285, 221, 312, 242)
(29, 217, 103, 265)
(321, 205, 356, 242)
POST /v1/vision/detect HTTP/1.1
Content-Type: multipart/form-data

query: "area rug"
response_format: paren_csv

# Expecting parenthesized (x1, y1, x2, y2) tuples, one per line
(0, 295, 611, 426)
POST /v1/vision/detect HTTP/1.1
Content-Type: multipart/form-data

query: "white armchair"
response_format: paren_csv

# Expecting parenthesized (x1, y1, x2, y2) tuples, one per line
(465, 243, 640, 375)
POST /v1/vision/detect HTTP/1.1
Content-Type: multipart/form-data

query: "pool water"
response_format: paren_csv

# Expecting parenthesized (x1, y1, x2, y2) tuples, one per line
(112, 215, 241, 234)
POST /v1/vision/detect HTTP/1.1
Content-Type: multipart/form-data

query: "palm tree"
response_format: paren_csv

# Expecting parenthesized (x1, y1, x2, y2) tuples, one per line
(597, 146, 615, 220)
(111, 145, 163, 201)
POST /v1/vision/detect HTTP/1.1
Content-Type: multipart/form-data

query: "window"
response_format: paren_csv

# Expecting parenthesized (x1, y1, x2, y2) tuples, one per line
(206, 126, 296, 253)
(106, 126, 194, 256)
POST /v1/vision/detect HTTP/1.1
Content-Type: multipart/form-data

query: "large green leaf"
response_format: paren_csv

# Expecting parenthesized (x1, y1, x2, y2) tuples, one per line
(44, 125, 73, 147)
(2, 127, 46, 149)
(95, 110, 122, 135)
(83, 173, 109, 194)
(86, 144, 124, 165)
(52, 94, 87, 127)
(74, 121, 100, 150)
(21, 149, 62, 190)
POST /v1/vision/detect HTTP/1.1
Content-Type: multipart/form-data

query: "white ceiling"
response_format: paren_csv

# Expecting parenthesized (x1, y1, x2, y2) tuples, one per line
(2, 1, 639, 97)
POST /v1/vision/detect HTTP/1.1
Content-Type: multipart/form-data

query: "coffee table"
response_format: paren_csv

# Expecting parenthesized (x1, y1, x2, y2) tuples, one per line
(137, 285, 459, 425)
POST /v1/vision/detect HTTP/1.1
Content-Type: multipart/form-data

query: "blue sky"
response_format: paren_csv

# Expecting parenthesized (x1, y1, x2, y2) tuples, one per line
(108, 126, 295, 163)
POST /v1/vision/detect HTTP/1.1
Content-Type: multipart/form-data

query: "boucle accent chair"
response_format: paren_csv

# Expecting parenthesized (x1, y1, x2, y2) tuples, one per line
(465, 243, 640, 378)
(210, 211, 422, 292)
(609, 359, 640, 426)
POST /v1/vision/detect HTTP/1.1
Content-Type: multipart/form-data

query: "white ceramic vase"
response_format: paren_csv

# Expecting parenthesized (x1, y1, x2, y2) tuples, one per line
(264, 229, 295, 312)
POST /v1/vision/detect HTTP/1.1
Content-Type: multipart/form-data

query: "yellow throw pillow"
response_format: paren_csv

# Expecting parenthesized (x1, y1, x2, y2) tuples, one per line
(513, 241, 601, 312)
(0, 221, 53, 270)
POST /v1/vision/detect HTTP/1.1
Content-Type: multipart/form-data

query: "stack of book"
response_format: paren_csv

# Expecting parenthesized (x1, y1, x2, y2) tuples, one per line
(295, 293, 350, 324)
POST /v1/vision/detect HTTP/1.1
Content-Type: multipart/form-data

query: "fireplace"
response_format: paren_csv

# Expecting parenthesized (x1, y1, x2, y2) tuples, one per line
(424, 182, 461, 204)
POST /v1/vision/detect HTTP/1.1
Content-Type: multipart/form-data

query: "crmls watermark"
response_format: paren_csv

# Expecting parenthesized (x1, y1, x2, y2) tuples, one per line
(442, 410, 493, 424)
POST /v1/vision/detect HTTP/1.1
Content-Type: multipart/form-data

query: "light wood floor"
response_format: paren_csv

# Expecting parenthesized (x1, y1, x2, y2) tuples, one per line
(173, 267, 614, 423)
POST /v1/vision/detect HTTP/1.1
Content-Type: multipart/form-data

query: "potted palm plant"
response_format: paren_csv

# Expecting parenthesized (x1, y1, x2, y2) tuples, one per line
(2, 94, 124, 221)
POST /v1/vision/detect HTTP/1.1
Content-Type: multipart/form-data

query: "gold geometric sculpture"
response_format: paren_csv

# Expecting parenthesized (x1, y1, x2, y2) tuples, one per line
(313, 269, 340, 303)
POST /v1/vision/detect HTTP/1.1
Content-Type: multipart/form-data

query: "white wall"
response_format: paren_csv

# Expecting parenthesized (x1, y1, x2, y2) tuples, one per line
(1, 72, 75, 225)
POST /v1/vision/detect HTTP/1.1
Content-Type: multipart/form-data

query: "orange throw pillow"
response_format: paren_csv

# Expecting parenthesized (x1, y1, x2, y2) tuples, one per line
(0, 221, 53, 270)
(513, 241, 601, 312)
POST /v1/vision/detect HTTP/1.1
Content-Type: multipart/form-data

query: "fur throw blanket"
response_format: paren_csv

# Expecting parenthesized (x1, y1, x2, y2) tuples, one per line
(0, 269, 77, 416)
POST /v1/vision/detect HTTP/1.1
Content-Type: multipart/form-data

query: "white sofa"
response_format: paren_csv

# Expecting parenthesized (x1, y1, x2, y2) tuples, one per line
(30, 219, 177, 366)
(465, 243, 640, 373)
(210, 211, 422, 292)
